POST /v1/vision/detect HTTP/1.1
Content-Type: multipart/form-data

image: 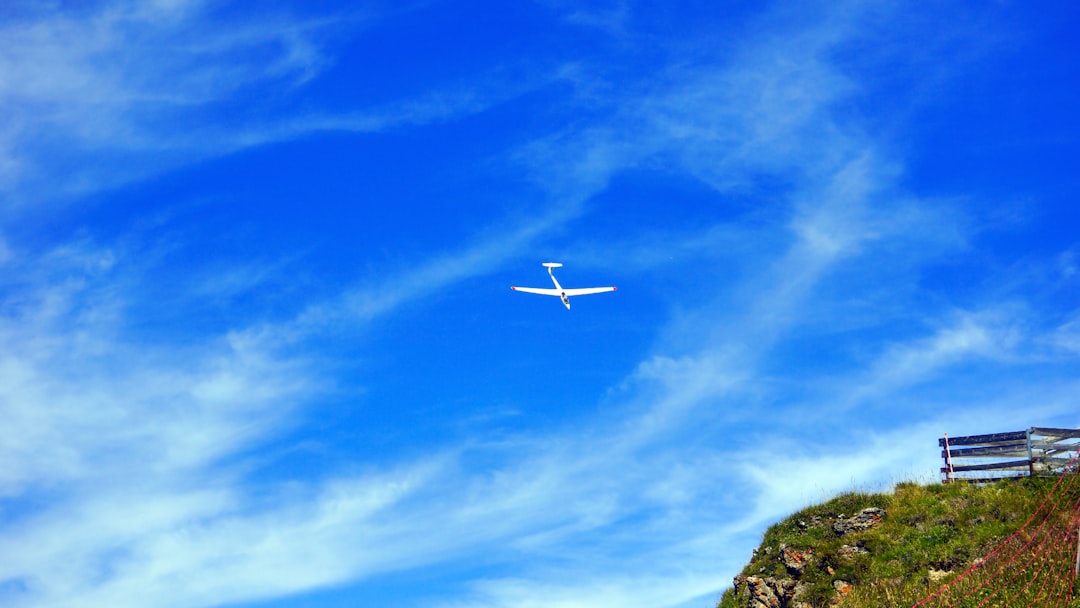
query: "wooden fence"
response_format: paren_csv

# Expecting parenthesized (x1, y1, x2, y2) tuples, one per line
(939, 427, 1080, 483)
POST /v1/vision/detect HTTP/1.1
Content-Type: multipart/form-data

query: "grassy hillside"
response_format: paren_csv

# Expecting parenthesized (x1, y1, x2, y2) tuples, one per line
(716, 477, 1077, 608)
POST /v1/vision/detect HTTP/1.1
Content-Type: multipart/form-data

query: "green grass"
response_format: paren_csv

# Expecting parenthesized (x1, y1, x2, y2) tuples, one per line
(716, 477, 1079, 608)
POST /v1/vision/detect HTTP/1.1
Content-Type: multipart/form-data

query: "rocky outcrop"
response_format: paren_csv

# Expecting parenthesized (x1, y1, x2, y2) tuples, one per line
(730, 508, 886, 607)
(832, 508, 885, 536)
(732, 575, 798, 608)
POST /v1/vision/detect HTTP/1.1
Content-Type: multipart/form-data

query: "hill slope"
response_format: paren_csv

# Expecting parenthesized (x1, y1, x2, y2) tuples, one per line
(716, 477, 1074, 608)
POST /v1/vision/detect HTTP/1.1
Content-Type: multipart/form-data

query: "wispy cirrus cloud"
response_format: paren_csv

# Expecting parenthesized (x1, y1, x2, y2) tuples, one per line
(0, 1, 564, 207)
(0, 241, 403, 605)
(848, 311, 1019, 401)
(1, 0, 342, 202)
(0, 208, 742, 608)
(0, 271, 751, 608)
(0, 285, 312, 500)
(443, 570, 726, 608)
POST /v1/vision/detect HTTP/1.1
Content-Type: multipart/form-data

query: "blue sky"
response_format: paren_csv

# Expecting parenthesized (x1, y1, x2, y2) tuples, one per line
(2, 1, 1079, 607)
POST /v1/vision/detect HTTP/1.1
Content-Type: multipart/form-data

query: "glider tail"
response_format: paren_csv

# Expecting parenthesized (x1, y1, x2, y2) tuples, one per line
(544, 262, 564, 291)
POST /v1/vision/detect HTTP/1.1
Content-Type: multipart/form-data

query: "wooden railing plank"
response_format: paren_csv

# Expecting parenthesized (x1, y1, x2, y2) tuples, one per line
(938, 431, 1027, 447)
(1030, 440, 1080, 451)
(942, 443, 1029, 459)
(1030, 428, 1080, 439)
(943, 459, 1033, 473)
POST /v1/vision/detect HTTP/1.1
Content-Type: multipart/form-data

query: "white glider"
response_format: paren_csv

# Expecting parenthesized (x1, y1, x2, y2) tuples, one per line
(511, 262, 616, 310)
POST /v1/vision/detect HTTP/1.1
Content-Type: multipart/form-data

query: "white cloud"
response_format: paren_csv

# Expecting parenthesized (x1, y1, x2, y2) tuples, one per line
(0, 228, 749, 607)
(0, 2, 584, 208)
(445, 570, 726, 608)
(0, 241, 324, 602)
(847, 311, 1020, 404)
(1051, 317, 1080, 355)
(0, 459, 456, 608)
(0, 1, 341, 201)
(737, 423, 943, 526)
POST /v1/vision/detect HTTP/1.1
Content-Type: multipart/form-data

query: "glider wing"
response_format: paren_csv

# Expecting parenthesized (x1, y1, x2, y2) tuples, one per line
(510, 286, 562, 296)
(561, 287, 617, 296)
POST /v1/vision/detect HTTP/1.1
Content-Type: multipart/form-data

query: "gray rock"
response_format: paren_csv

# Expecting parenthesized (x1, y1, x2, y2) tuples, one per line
(733, 575, 798, 608)
(779, 544, 814, 576)
(833, 507, 885, 536)
(837, 544, 869, 559)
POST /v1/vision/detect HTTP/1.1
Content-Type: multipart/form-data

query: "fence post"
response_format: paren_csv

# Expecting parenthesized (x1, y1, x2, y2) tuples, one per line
(1075, 507, 1080, 576)
(1026, 428, 1034, 477)
(1076, 453, 1080, 577)
(943, 433, 954, 484)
